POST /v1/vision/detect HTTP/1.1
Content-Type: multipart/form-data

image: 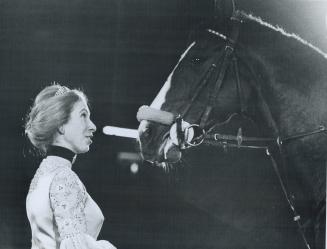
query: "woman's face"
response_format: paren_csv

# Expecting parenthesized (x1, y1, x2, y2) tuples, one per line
(59, 99, 97, 154)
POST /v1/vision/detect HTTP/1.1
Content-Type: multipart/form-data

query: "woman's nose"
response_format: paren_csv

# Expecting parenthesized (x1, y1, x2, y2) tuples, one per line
(89, 119, 97, 132)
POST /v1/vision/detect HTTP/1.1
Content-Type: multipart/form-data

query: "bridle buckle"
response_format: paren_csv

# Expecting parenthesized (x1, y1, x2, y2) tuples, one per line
(169, 117, 205, 149)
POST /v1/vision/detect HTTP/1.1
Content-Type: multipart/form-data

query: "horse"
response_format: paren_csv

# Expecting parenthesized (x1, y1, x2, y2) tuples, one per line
(137, 8, 327, 249)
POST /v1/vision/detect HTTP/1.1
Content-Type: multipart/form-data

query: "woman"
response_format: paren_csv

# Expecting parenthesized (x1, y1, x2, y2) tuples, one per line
(25, 84, 116, 249)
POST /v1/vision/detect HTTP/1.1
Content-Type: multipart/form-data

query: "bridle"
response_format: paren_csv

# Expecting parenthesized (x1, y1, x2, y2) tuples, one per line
(174, 11, 327, 249)
(173, 11, 327, 150)
(180, 14, 244, 129)
(138, 10, 327, 249)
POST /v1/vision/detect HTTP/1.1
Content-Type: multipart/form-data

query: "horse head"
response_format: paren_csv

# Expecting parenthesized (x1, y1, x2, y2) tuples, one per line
(138, 11, 264, 166)
(138, 9, 327, 168)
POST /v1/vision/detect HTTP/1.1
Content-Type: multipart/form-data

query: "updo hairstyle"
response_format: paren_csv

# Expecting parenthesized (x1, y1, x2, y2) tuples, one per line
(24, 84, 88, 155)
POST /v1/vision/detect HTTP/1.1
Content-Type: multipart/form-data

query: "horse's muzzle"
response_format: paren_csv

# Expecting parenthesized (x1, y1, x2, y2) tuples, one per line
(163, 141, 182, 163)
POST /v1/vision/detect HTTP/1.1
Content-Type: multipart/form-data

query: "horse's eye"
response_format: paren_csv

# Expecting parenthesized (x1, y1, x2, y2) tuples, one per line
(191, 57, 201, 64)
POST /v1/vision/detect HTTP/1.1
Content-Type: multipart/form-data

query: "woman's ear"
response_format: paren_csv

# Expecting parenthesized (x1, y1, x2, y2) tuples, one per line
(58, 126, 65, 135)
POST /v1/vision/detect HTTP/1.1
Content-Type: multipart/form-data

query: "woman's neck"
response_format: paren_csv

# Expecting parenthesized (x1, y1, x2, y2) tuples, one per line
(47, 145, 76, 164)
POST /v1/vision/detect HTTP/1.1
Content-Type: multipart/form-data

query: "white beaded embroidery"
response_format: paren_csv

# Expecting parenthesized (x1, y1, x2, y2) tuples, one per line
(28, 157, 69, 194)
(49, 167, 87, 240)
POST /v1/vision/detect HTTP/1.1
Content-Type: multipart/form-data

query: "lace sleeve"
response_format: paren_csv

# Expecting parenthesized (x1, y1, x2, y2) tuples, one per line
(50, 168, 87, 240)
(49, 168, 117, 249)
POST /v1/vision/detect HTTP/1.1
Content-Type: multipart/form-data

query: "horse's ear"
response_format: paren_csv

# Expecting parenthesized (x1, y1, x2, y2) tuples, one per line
(213, 0, 236, 21)
(187, 0, 236, 42)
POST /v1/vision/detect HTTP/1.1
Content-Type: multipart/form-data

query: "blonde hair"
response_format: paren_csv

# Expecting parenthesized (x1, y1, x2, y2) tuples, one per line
(25, 84, 88, 155)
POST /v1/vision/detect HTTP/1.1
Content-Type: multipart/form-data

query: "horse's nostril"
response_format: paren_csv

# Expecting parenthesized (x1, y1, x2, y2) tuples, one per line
(141, 152, 156, 162)
(142, 127, 151, 138)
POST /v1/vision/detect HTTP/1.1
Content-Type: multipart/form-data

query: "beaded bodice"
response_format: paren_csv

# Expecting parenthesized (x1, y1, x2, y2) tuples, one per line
(26, 155, 111, 249)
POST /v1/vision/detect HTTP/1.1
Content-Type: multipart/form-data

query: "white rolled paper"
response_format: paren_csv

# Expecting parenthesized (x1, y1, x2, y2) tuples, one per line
(102, 126, 138, 138)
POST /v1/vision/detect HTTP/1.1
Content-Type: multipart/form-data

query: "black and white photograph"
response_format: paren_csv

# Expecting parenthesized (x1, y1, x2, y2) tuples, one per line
(1, 0, 326, 248)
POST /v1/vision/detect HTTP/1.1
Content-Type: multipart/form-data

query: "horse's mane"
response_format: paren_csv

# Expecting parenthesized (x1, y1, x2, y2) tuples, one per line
(242, 11, 327, 59)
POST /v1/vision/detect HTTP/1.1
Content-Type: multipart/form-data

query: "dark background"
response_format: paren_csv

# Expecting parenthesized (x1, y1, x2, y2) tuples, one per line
(1, 0, 326, 248)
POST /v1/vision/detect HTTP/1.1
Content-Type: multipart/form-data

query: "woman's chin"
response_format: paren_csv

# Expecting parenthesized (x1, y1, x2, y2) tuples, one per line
(75, 146, 90, 154)
(82, 146, 90, 153)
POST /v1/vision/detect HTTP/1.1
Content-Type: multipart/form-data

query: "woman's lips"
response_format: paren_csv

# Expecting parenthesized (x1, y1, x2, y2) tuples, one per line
(85, 136, 93, 144)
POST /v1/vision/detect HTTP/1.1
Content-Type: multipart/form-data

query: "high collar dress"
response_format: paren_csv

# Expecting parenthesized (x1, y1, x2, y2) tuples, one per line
(26, 147, 116, 249)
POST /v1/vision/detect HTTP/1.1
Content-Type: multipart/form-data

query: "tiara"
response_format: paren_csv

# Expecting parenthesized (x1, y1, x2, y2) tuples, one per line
(55, 86, 70, 96)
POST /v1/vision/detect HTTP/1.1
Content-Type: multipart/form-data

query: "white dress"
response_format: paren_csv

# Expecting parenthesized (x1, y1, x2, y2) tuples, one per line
(26, 156, 116, 249)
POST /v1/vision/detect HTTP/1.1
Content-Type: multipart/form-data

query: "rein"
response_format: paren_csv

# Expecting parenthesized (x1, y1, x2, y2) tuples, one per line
(203, 120, 327, 150)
